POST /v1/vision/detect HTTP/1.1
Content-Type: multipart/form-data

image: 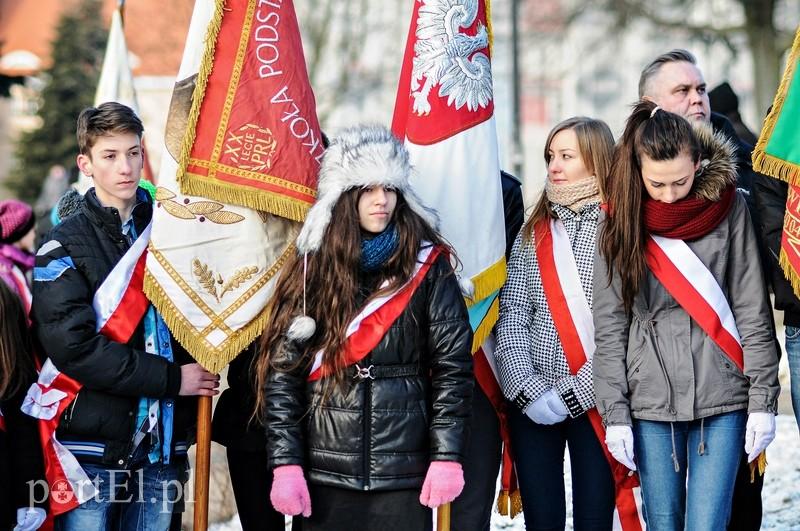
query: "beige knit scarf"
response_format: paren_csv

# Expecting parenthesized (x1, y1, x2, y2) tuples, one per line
(545, 176, 601, 212)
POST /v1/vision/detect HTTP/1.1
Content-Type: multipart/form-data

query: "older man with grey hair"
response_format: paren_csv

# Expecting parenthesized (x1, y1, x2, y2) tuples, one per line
(638, 49, 772, 531)
(639, 49, 711, 121)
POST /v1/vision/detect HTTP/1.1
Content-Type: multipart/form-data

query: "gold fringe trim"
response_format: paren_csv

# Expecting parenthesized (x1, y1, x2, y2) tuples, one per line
(466, 257, 506, 307)
(496, 489, 523, 519)
(749, 451, 768, 483)
(174, 0, 225, 199)
(486, 0, 493, 56)
(752, 150, 800, 186)
(778, 247, 800, 300)
(471, 295, 499, 353)
(143, 271, 268, 373)
(752, 27, 800, 184)
(180, 177, 310, 222)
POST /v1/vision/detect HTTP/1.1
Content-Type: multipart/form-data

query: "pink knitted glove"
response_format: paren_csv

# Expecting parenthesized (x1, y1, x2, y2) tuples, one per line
(419, 461, 465, 508)
(270, 465, 312, 517)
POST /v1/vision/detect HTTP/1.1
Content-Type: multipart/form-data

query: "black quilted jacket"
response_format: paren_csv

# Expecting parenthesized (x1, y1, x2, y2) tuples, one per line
(31, 189, 197, 467)
(264, 251, 474, 491)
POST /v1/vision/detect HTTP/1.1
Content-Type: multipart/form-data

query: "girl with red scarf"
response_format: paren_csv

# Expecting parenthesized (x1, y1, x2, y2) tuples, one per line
(593, 100, 780, 530)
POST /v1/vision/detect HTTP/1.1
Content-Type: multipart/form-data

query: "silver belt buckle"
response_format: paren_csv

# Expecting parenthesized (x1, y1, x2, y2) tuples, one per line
(353, 363, 375, 380)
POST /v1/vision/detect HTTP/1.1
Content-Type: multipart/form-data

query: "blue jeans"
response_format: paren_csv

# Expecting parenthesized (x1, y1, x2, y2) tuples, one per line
(508, 405, 615, 531)
(54, 457, 186, 531)
(633, 411, 746, 531)
(785, 325, 800, 432)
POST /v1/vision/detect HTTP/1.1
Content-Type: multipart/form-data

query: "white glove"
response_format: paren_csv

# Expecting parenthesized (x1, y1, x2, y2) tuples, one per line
(14, 507, 46, 531)
(744, 412, 776, 463)
(525, 390, 568, 425)
(605, 425, 636, 471)
(544, 390, 570, 417)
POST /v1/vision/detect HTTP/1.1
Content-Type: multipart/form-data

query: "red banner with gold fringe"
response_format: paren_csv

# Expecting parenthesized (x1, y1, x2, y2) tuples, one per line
(176, 0, 322, 221)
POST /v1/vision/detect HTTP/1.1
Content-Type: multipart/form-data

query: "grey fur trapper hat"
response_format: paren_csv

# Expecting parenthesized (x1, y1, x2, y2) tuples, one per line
(287, 125, 440, 343)
(294, 124, 439, 255)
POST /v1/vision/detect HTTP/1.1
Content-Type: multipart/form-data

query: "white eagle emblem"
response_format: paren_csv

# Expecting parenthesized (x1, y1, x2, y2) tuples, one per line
(411, 0, 493, 115)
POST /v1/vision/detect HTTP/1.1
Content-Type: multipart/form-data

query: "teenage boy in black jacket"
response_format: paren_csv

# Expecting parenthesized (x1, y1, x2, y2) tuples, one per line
(32, 102, 219, 531)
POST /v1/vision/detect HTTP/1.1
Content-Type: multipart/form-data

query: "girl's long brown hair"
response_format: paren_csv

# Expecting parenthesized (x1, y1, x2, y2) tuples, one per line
(521, 116, 614, 242)
(599, 100, 701, 312)
(0, 281, 35, 400)
(253, 188, 452, 422)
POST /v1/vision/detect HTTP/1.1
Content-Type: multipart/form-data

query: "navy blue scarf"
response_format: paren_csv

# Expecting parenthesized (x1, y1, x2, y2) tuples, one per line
(360, 224, 399, 272)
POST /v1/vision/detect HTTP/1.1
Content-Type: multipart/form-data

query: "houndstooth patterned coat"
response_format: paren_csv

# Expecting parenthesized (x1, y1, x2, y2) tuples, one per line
(495, 202, 599, 416)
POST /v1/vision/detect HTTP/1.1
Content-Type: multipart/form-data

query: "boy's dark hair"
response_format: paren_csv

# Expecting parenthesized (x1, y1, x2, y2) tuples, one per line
(76, 102, 144, 156)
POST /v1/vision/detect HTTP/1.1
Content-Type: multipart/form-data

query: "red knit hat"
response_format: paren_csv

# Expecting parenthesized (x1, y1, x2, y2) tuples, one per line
(0, 199, 35, 244)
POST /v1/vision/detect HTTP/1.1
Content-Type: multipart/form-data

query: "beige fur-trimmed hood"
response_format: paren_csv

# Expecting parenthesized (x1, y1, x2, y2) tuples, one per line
(690, 122, 738, 201)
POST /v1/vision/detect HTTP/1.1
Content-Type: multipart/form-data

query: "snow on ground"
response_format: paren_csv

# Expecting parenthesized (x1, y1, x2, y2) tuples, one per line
(490, 415, 800, 531)
(210, 415, 800, 531)
(762, 415, 800, 530)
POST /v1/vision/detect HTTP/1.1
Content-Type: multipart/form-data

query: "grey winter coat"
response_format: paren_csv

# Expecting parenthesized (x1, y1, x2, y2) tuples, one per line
(592, 128, 780, 427)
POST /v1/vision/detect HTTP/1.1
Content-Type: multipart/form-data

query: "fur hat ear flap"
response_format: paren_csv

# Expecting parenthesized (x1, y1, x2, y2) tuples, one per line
(295, 192, 338, 255)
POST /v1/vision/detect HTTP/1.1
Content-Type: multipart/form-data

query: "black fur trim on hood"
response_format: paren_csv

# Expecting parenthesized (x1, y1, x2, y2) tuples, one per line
(691, 122, 738, 202)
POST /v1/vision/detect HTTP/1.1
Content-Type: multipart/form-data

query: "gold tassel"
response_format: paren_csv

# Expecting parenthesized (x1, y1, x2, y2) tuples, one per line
(496, 489, 523, 519)
(496, 489, 509, 516)
(778, 249, 800, 301)
(510, 490, 523, 518)
(748, 451, 768, 483)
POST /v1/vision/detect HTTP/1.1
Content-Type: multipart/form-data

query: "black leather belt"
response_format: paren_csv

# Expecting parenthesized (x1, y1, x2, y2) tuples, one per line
(353, 363, 421, 380)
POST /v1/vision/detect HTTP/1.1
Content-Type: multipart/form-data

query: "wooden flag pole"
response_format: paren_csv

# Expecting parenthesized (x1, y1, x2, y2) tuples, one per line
(193, 396, 213, 531)
(437, 502, 451, 531)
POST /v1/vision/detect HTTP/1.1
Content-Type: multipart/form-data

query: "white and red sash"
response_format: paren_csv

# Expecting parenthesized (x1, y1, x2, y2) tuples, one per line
(22, 222, 152, 516)
(307, 245, 440, 381)
(535, 219, 643, 531)
(94, 221, 151, 341)
(645, 234, 744, 371)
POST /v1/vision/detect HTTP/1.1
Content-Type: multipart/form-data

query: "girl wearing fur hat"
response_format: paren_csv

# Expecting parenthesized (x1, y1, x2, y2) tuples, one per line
(594, 100, 780, 530)
(0, 200, 36, 312)
(254, 125, 473, 530)
(495, 117, 626, 530)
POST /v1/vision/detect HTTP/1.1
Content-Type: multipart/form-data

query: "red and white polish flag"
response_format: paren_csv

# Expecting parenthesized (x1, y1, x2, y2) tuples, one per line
(391, 0, 506, 352)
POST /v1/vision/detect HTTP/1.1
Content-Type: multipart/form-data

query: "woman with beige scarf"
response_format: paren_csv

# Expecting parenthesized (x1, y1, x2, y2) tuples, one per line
(495, 117, 624, 529)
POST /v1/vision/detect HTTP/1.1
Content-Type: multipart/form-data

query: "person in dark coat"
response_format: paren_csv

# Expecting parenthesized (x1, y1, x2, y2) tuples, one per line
(0, 280, 46, 531)
(254, 125, 474, 531)
(709, 82, 759, 146)
(211, 343, 286, 531)
(450, 170, 522, 531)
(32, 103, 219, 531)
